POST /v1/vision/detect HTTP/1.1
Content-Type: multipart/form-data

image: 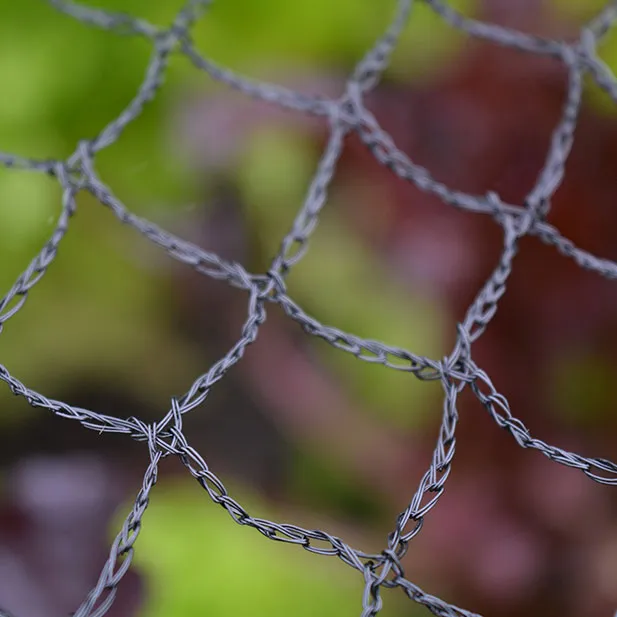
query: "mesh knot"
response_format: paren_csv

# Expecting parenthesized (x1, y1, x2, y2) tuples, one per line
(127, 416, 164, 457)
(439, 324, 475, 384)
(381, 548, 405, 579)
(514, 208, 536, 237)
(254, 269, 287, 299)
(59, 140, 96, 191)
(330, 82, 364, 130)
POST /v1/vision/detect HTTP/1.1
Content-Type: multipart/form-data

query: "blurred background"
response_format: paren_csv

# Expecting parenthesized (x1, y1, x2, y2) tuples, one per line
(0, 0, 617, 616)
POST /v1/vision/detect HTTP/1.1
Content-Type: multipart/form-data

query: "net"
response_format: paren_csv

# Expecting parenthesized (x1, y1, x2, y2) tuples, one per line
(2, 1, 617, 616)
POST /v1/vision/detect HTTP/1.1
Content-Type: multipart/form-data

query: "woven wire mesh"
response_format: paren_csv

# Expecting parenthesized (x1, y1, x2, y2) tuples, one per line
(2, 0, 617, 616)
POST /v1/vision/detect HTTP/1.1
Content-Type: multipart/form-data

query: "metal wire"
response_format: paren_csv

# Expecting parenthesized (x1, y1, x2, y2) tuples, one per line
(1, 1, 617, 615)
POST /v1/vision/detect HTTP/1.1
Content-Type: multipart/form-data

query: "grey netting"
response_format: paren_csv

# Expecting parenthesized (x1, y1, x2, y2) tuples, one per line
(2, 0, 617, 616)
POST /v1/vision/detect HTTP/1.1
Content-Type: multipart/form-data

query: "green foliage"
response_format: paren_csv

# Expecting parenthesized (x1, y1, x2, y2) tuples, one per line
(12, 0, 616, 612)
(238, 128, 446, 429)
(0, 0, 471, 413)
(290, 449, 385, 522)
(550, 351, 614, 427)
(0, 2, 199, 415)
(128, 479, 412, 617)
(190, 0, 476, 82)
(547, 0, 607, 22)
(0, 170, 59, 253)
